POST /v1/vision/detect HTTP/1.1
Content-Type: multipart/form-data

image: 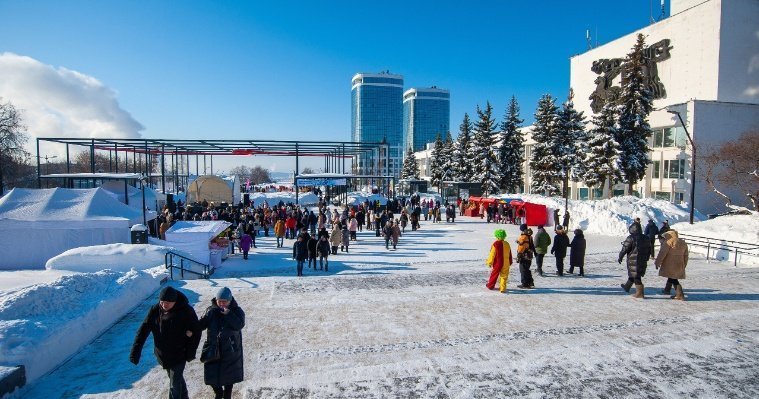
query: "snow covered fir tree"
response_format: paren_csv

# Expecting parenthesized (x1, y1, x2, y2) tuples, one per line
(556, 89, 587, 195)
(471, 102, 500, 196)
(498, 96, 525, 194)
(584, 101, 622, 199)
(400, 147, 420, 179)
(529, 94, 561, 196)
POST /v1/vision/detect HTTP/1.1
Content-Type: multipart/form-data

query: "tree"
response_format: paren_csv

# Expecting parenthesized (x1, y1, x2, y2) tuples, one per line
(556, 89, 587, 195)
(442, 131, 455, 180)
(617, 33, 654, 194)
(498, 96, 525, 193)
(700, 130, 759, 211)
(453, 113, 473, 181)
(400, 147, 420, 179)
(229, 165, 251, 183)
(0, 98, 30, 195)
(429, 133, 444, 188)
(584, 101, 622, 198)
(529, 94, 561, 195)
(471, 102, 500, 196)
(249, 166, 272, 185)
(301, 167, 315, 174)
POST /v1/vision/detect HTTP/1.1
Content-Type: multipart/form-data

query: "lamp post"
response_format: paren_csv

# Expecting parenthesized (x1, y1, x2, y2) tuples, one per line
(667, 109, 695, 224)
(561, 165, 569, 217)
(140, 173, 147, 226)
(43, 155, 58, 175)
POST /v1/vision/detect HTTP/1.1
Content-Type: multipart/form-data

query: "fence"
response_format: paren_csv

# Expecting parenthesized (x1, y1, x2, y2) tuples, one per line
(677, 232, 759, 266)
(164, 251, 214, 279)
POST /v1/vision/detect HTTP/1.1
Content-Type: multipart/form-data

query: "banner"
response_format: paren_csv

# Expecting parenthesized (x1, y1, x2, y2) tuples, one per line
(297, 178, 347, 186)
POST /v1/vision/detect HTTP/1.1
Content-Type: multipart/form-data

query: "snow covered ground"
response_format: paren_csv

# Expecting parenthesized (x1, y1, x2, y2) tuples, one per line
(6, 209, 759, 398)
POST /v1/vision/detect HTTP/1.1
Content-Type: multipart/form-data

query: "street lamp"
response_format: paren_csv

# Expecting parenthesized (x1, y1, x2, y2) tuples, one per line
(667, 109, 696, 224)
(43, 155, 58, 175)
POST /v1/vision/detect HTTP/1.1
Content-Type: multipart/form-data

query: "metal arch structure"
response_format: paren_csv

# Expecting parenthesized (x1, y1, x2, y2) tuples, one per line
(35, 137, 390, 199)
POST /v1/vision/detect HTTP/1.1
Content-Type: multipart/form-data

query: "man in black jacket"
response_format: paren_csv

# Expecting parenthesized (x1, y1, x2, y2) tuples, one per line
(644, 219, 660, 259)
(551, 226, 570, 276)
(130, 286, 200, 399)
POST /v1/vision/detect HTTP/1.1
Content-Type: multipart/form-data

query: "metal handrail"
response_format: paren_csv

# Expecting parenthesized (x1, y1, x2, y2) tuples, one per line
(677, 232, 759, 266)
(164, 251, 214, 279)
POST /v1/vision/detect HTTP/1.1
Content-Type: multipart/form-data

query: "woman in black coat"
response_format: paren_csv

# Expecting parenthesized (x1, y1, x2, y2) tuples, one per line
(199, 287, 245, 399)
(568, 229, 587, 276)
(550, 226, 570, 276)
(618, 223, 652, 298)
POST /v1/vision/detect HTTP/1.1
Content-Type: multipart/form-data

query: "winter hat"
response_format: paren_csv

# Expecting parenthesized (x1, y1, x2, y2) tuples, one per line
(493, 229, 506, 240)
(216, 287, 233, 301)
(555, 225, 564, 231)
(159, 286, 178, 302)
(519, 223, 528, 232)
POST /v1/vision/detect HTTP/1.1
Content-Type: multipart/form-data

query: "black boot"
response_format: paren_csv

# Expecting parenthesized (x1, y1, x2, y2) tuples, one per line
(662, 280, 672, 295)
(621, 280, 633, 293)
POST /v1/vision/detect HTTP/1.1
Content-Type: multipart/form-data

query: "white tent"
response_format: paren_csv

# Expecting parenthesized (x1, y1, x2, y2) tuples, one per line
(164, 220, 230, 266)
(0, 188, 144, 270)
(100, 180, 161, 219)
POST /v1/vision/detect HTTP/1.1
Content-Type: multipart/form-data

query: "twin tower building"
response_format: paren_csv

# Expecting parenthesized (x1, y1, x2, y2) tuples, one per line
(351, 72, 450, 177)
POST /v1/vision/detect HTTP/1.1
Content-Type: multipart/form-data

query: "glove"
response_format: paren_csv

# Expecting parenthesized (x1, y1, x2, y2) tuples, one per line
(618, 259, 622, 264)
(129, 351, 140, 365)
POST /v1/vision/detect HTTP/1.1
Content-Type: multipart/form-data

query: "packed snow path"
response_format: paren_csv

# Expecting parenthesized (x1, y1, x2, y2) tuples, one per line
(19, 218, 759, 398)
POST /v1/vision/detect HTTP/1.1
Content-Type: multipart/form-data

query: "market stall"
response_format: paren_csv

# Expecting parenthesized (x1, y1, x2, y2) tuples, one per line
(164, 220, 231, 267)
(509, 200, 549, 226)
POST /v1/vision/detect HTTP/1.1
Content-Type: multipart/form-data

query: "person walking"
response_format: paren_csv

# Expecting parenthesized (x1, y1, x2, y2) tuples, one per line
(307, 235, 318, 269)
(130, 286, 200, 399)
(485, 229, 513, 293)
(341, 223, 350, 253)
(562, 211, 570, 229)
(516, 228, 535, 289)
(239, 233, 253, 260)
(551, 226, 570, 276)
(292, 235, 308, 276)
(383, 221, 394, 250)
(534, 225, 551, 277)
(199, 287, 245, 399)
(553, 208, 560, 228)
(330, 224, 342, 255)
(567, 229, 586, 276)
(274, 218, 285, 248)
(655, 230, 689, 300)
(644, 219, 660, 259)
(317, 235, 330, 271)
(349, 216, 358, 241)
(618, 223, 652, 298)
(390, 220, 402, 250)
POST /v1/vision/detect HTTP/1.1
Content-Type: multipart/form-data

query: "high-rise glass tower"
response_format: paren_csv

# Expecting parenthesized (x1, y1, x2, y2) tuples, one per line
(351, 72, 404, 177)
(402, 87, 450, 153)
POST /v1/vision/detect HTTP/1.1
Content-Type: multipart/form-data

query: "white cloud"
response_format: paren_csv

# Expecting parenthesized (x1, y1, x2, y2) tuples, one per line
(0, 52, 144, 153)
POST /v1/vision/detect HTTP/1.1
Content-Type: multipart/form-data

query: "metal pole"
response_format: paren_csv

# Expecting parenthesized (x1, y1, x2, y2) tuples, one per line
(668, 110, 695, 224)
(161, 144, 166, 194)
(295, 143, 300, 205)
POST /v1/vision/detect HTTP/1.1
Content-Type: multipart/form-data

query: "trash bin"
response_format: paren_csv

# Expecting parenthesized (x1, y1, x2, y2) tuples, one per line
(130, 224, 148, 244)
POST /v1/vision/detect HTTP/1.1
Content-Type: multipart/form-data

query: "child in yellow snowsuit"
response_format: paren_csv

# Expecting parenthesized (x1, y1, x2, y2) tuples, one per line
(486, 229, 513, 292)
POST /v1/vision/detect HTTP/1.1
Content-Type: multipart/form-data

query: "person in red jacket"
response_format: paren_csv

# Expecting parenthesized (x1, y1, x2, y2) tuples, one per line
(284, 215, 297, 239)
(486, 229, 513, 292)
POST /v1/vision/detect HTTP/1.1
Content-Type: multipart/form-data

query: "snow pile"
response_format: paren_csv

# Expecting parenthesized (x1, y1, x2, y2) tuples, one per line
(46, 243, 174, 273)
(0, 268, 165, 383)
(248, 191, 319, 207)
(494, 194, 702, 236)
(345, 193, 389, 206)
(671, 213, 759, 265)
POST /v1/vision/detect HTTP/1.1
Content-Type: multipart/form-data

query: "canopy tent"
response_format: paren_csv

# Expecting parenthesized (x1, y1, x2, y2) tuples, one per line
(164, 220, 231, 266)
(186, 175, 241, 205)
(0, 188, 143, 270)
(100, 180, 161, 217)
(509, 200, 549, 226)
(464, 196, 500, 217)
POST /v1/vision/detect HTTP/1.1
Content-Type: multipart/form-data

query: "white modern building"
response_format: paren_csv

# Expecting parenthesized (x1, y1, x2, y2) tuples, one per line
(415, 0, 759, 215)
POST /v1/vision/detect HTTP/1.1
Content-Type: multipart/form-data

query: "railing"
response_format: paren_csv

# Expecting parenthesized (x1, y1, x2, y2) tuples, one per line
(164, 251, 214, 279)
(677, 232, 759, 266)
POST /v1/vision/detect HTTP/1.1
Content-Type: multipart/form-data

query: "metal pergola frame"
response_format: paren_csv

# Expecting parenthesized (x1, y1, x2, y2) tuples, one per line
(35, 138, 389, 203)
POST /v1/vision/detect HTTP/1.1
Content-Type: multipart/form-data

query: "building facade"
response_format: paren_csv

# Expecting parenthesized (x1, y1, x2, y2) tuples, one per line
(415, 0, 759, 215)
(402, 87, 450, 153)
(351, 72, 404, 177)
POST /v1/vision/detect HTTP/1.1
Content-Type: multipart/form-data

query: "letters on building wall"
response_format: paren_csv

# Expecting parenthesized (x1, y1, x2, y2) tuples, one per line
(589, 39, 673, 113)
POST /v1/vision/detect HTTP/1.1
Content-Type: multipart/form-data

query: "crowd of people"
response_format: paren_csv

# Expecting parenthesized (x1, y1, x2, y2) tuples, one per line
(485, 218, 688, 301)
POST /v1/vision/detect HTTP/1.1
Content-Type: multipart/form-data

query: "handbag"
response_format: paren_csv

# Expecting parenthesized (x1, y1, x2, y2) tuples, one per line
(200, 334, 221, 363)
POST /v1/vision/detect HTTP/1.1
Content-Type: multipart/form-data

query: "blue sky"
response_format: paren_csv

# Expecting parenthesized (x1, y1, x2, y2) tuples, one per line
(0, 0, 663, 172)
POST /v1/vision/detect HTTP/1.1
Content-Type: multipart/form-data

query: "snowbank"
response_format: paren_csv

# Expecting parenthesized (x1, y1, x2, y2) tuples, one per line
(46, 243, 173, 273)
(671, 213, 759, 266)
(0, 268, 165, 383)
(248, 191, 318, 207)
(494, 194, 703, 236)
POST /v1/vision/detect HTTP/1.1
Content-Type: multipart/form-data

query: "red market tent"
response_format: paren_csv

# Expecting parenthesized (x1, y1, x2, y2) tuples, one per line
(510, 200, 549, 226)
(464, 196, 500, 217)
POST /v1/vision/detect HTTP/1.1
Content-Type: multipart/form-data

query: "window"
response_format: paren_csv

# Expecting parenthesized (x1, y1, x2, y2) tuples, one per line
(579, 187, 589, 200)
(653, 191, 671, 201)
(674, 192, 685, 203)
(663, 159, 685, 179)
(652, 127, 686, 148)
(652, 160, 660, 179)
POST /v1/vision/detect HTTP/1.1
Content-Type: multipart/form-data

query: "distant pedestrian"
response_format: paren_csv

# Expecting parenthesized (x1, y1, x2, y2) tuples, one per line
(199, 287, 245, 399)
(292, 235, 308, 276)
(551, 226, 570, 276)
(317, 235, 330, 271)
(130, 286, 200, 399)
(567, 229, 586, 276)
(239, 233, 253, 260)
(307, 236, 318, 268)
(341, 224, 350, 252)
(274, 218, 285, 248)
(553, 208, 560, 228)
(330, 225, 342, 255)
(562, 211, 570, 229)
(391, 220, 401, 250)
(516, 228, 535, 289)
(658, 219, 671, 238)
(534, 225, 551, 277)
(485, 229, 513, 292)
(644, 219, 659, 259)
(655, 230, 689, 300)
